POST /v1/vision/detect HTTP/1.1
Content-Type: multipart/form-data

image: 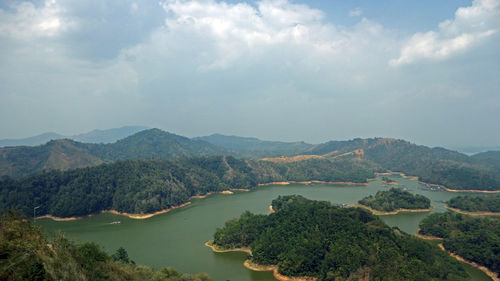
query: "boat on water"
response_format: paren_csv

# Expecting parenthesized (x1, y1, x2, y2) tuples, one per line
(110, 221, 121, 224)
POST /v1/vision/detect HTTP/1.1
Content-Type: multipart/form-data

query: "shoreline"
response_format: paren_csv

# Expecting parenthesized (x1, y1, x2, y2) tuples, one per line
(414, 232, 499, 280)
(205, 241, 316, 281)
(103, 202, 192, 219)
(204, 240, 252, 254)
(352, 204, 434, 215)
(376, 172, 500, 193)
(413, 233, 443, 241)
(445, 206, 500, 216)
(38, 188, 247, 221)
(437, 244, 499, 281)
(381, 180, 398, 185)
(258, 180, 368, 187)
(244, 260, 317, 281)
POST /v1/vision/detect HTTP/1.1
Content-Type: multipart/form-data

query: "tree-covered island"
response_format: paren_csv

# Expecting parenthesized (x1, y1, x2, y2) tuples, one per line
(356, 188, 432, 214)
(209, 195, 468, 281)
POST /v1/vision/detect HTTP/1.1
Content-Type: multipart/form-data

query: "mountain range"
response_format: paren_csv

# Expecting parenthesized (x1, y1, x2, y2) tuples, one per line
(0, 126, 148, 147)
(1, 128, 500, 191)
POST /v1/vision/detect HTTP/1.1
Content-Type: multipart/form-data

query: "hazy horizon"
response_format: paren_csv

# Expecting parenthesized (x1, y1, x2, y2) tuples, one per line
(1, 0, 499, 148)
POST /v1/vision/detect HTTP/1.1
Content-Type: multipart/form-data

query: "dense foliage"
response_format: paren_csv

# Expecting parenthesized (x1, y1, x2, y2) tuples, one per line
(213, 195, 468, 280)
(0, 156, 374, 218)
(0, 211, 211, 281)
(448, 195, 500, 212)
(419, 212, 500, 276)
(358, 188, 431, 212)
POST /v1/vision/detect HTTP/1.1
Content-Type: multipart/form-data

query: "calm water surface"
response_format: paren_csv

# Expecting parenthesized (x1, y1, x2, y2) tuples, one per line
(39, 176, 493, 281)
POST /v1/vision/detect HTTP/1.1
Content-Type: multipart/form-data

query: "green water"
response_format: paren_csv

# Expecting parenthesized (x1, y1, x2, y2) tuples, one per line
(39, 176, 493, 281)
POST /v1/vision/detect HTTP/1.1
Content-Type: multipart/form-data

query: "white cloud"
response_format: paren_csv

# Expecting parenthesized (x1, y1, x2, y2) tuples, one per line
(349, 8, 362, 17)
(0, 0, 74, 39)
(390, 0, 500, 66)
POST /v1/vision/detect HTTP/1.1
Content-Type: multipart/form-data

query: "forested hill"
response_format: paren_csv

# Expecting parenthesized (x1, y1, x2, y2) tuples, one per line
(212, 195, 468, 280)
(195, 134, 312, 157)
(88, 129, 233, 161)
(279, 137, 500, 191)
(0, 129, 233, 178)
(2, 130, 500, 190)
(0, 156, 375, 218)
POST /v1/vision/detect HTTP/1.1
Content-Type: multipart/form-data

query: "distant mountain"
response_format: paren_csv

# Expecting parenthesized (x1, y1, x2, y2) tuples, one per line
(195, 134, 312, 157)
(0, 129, 233, 178)
(472, 150, 500, 160)
(2, 130, 500, 190)
(0, 139, 103, 178)
(0, 126, 149, 147)
(0, 132, 65, 147)
(89, 129, 233, 161)
(455, 146, 500, 154)
(71, 125, 149, 144)
(265, 138, 500, 191)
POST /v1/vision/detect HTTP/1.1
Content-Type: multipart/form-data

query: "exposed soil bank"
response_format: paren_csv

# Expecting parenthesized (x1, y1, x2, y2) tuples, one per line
(352, 204, 434, 215)
(437, 244, 499, 281)
(205, 241, 316, 281)
(445, 206, 500, 216)
(244, 260, 317, 281)
(376, 172, 500, 193)
(258, 180, 368, 186)
(104, 202, 192, 219)
(204, 240, 251, 254)
(38, 189, 246, 221)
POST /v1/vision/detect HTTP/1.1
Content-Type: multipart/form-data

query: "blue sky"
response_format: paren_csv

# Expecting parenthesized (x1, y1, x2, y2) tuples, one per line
(0, 0, 499, 148)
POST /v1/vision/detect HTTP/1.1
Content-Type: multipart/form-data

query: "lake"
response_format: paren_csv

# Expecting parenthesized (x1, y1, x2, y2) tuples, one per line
(39, 175, 493, 281)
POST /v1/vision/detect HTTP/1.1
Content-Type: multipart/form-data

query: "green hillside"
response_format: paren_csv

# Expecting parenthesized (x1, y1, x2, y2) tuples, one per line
(419, 212, 500, 277)
(0, 156, 375, 218)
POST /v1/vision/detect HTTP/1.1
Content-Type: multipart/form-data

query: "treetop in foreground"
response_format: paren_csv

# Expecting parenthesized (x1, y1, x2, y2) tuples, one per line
(0, 211, 211, 281)
(212, 195, 468, 281)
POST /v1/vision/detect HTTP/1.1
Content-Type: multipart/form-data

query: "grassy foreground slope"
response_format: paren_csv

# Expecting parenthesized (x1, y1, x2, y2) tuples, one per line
(212, 195, 468, 281)
(0, 211, 211, 281)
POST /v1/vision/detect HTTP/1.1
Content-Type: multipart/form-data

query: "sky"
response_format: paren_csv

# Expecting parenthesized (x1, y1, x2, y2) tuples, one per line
(0, 0, 499, 148)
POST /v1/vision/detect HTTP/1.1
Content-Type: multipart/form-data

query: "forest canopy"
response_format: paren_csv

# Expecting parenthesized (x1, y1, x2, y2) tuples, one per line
(447, 195, 500, 212)
(419, 212, 500, 276)
(212, 195, 468, 281)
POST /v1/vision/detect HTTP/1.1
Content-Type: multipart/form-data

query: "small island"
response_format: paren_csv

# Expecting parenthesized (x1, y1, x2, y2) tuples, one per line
(356, 188, 432, 215)
(208, 195, 468, 281)
(418, 212, 500, 280)
(446, 195, 500, 216)
(381, 176, 398, 185)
